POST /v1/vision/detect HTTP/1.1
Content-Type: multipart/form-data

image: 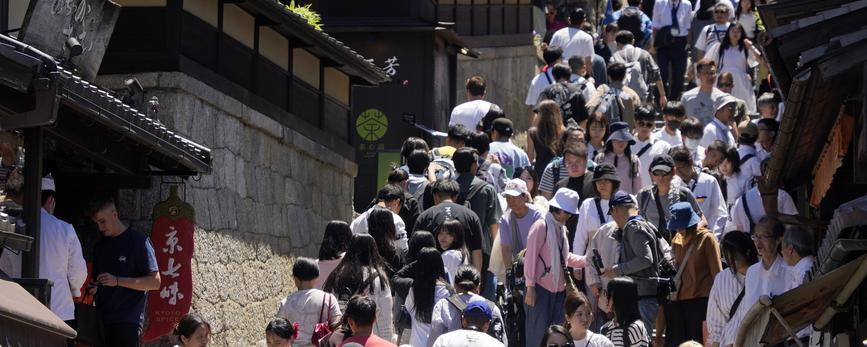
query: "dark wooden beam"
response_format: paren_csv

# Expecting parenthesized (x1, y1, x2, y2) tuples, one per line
(20, 127, 43, 279)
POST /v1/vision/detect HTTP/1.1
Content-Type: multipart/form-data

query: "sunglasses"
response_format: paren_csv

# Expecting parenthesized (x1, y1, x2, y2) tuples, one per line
(714, 9, 729, 13)
(638, 121, 655, 128)
(718, 83, 733, 88)
(547, 343, 575, 347)
(652, 170, 671, 177)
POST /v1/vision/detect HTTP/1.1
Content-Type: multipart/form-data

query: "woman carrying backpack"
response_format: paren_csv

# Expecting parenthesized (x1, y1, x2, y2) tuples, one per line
(704, 23, 764, 113)
(322, 234, 395, 343)
(404, 247, 453, 347)
(528, 100, 566, 180)
(594, 122, 642, 195)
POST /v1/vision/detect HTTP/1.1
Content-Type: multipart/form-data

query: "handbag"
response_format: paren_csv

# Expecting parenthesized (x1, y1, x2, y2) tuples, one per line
(395, 305, 412, 331)
(74, 291, 105, 345)
(311, 295, 333, 345)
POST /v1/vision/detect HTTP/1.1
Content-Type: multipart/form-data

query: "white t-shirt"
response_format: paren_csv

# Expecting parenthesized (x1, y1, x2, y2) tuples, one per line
(525, 70, 555, 106)
(573, 331, 615, 347)
(695, 22, 731, 53)
(652, 128, 682, 147)
(349, 207, 408, 251)
(407, 284, 452, 347)
(449, 99, 493, 130)
(276, 289, 341, 347)
(549, 27, 595, 63)
(432, 329, 505, 347)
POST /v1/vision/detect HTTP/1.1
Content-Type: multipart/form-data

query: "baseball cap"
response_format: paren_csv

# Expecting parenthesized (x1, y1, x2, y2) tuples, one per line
(491, 118, 514, 136)
(502, 178, 529, 197)
(42, 174, 56, 192)
(463, 301, 493, 320)
(608, 190, 634, 210)
(649, 154, 675, 174)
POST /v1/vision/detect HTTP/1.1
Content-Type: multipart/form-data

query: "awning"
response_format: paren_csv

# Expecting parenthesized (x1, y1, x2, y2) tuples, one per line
(0, 279, 76, 341)
(0, 33, 211, 176)
(735, 254, 867, 346)
(757, 0, 867, 190)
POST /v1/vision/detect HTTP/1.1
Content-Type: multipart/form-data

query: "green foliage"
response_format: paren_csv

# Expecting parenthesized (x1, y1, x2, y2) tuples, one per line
(283, 1, 322, 31)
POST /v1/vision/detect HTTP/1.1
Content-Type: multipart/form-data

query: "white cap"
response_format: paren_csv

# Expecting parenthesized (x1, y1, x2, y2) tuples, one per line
(502, 178, 529, 197)
(41, 174, 56, 192)
(548, 188, 580, 214)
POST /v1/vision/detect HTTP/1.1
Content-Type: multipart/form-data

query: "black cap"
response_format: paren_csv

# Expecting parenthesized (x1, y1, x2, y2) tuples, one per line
(491, 118, 514, 136)
(592, 163, 620, 182)
(649, 154, 675, 173)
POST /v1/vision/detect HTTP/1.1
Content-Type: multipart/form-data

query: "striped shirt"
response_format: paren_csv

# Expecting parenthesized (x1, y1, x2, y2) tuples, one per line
(601, 319, 649, 347)
(706, 269, 745, 345)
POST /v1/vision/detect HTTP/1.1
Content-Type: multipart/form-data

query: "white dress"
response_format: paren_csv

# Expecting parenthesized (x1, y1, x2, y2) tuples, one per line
(705, 45, 759, 112)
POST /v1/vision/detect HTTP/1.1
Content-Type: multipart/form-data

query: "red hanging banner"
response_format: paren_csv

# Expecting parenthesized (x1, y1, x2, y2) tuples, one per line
(142, 186, 196, 341)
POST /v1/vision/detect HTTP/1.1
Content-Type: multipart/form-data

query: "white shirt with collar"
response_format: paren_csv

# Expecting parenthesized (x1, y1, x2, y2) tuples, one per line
(755, 142, 772, 163)
(722, 256, 789, 346)
(651, 0, 693, 37)
(350, 207, 408, 251)
(652, 128, 683, 147)
(632, 136, 672, 188)
(682, 170, 728, 238)
(39, 208, 88, 321)
(525, 69, 555, 106)
(784, 256, 814, 292)
(724, 188, 798, 234)
(737, 144, 762, 178)
(701, 118, 736, 148)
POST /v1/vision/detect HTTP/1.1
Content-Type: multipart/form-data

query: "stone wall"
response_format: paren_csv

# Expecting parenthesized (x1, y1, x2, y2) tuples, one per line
(456, 45, 538, 133)
(96, 72, 357, 346)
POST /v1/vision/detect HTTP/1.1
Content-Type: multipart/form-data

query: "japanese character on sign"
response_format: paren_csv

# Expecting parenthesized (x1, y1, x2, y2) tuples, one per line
(162, 226, 182, 254)
(161, 257, 181, 279)
(383, 56, 400, 77)
(160, 281, 185, 305)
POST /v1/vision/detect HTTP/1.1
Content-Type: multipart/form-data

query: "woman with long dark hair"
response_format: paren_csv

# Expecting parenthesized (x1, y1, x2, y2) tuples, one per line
(406, 230, 436, 264)
(322, 234, 395, 343)
(704, 23, 763, 112)
(600, 277, 649, 346)
(404, 247, 452, 347)
(316, 221, 352, 289)
(366, 208, 405, 278)
(539, 325, 576, 347)
(435, 219, 469, 285)
(735, 0, 760, 40)
(719, 147, 750, 208)
(706, 231, 758, 347)
(528, 100, 566, 179)
(594, 123, 642, 194)
(173, 313, 211, 347)
(564, 292, 613, 346)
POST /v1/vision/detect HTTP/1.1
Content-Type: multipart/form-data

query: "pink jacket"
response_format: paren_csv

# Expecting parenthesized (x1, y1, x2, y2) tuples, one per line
(524, 218, 587, 293)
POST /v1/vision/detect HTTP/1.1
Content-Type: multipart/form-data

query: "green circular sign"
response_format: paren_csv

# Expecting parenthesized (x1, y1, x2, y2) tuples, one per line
(356, 109, 388, 141)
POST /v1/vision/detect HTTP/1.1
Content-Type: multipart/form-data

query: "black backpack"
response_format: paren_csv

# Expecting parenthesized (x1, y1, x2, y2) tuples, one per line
(617, 7, 645, 43)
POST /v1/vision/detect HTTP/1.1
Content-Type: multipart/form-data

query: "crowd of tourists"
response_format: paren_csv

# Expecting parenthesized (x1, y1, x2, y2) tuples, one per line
(175, 1, 813, 346)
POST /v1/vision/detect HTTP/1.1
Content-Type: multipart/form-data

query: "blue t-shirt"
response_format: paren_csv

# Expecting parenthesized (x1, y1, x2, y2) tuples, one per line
(489, 141, 530, 178)
(92, 228, 158, 326)
(498, 204, 543, 251)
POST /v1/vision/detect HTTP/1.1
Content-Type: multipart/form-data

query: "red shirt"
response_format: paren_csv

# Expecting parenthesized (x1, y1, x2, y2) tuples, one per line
(338, 334, 397, 347)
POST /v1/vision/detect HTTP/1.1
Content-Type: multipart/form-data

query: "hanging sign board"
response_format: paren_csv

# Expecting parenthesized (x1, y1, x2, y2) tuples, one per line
(142, 186, 196, 341)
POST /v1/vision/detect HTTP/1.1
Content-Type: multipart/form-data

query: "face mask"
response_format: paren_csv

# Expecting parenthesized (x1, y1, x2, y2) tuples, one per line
(666, 120, 682, 130)
(598, 292, 612, 313)
(684, 138, 700, 151)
